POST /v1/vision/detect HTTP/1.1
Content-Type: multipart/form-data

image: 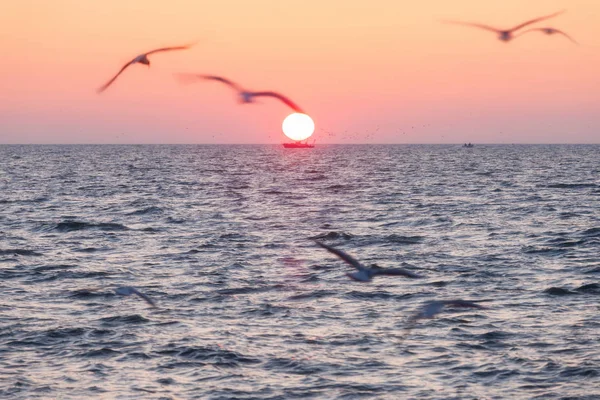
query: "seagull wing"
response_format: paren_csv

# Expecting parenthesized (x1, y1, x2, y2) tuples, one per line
(97, 60, 136, 93)
(508, 10, 565, 32)
(373, 267, 423, 279)
(145, 43, 196, 56)
(115, 286, 134, 296)
(441, 20, 501, 33)
(185, 74, 244, 92)
(550, 28, 578, 44)
(518, 28, 578, 44)
(314, 240, 366, 272)
(404, 301, 444, 325)
(130, 287, 157, 307)
(401, 300, 487, 342)
(251, 91, 305, 113)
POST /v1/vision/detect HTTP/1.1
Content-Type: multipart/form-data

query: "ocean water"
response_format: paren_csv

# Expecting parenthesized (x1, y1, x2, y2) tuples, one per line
(0, 144, 599, 400)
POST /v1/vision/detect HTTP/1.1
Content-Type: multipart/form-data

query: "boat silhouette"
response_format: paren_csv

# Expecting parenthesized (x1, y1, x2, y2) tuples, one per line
(283, 139, 315, 148)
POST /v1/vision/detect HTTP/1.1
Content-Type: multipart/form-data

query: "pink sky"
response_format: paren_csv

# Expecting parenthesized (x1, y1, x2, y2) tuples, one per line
(1, 0, 598, 144)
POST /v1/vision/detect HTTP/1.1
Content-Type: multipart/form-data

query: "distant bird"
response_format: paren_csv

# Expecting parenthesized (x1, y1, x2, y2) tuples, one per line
(114, 286, 156, 307)
(443, 10, 565, 42)
(408, 300, 486, 322)
(97, 44, 195, 93)
(176, 74, 305, 113)
(314, 240, 423, 282)
(517, 27, 578, 44)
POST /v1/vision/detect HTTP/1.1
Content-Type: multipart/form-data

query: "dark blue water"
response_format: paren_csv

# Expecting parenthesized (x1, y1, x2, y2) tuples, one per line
(1, 144, 599, 399)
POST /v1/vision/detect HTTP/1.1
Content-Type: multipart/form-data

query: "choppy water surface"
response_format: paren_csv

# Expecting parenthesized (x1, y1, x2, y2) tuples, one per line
(1, 144, 599, 399)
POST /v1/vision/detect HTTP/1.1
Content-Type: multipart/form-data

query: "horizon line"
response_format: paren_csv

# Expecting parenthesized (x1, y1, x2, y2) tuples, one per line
(1, 143, 599, 146)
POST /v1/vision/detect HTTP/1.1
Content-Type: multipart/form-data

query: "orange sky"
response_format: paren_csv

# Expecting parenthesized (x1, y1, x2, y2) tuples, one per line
(1, 0, 598, 144)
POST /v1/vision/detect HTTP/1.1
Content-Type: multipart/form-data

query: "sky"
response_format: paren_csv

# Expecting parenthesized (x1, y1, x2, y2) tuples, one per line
(1, 0, 599, 144)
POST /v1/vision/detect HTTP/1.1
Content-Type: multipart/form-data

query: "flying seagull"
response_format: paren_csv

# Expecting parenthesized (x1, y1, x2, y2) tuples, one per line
(442, 10, 565, 42)
(516, 27, 578, 44)
(408, 300, 486, 322)
(114, 286, 156, 307)
(397, 300, 488, 343)
(176, 74, 305, 113)
(313, 240, 423, 282)
(97, 43, 195, 93)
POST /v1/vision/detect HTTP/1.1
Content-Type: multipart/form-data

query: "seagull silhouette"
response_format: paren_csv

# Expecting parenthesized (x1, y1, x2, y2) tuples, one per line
(176, 74, 305, 113)
(97, 43, 195, 93)
(314, 240, 423, 282)
(442, 10, 565, 42)
(114, 286, 156, 307)
(517, 27, 578, 44)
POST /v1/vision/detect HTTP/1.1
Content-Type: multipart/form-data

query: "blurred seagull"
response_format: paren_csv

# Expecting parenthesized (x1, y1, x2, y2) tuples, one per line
(517, 27, 578, 44)
(176, 74, 305, 113)
(442, 10, 565, 42)
(314, 240, 423, 282)
(114, 286, 156, 307)
(97, 43, 195, 93)
(408, 300, 487, 322)
(398, 300, 487, 343)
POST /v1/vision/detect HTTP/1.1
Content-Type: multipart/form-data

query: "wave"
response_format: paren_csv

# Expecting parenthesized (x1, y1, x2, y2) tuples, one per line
(81, 348, 122, 358)
(216, 286, 277, 296)
(544, 287, 577, 296)
(344, 291, 414, 301)
(46, 221, 130, 233)
(43, 327, 87, 340)
(126, 207, 163, 216)
(546, 183, 597, 189)
(522, 246, 567, 255)
(156, 345, 260, 368)
(545, 238, 587, 247)
(542, 285, 600, 296)
(383, 234, 424, 244)
(576, 283, 600, 294)
(68, 289, 104, 299)
(30, 270, 111, 282)
(559, 366, 600, 378)
(0, 249, 42, 256)
(99, 315, 150, 326)
(310, 231, 354, 240)
(579, 227, 600, 238)
(263, 357, 324, 375)
(33, 264, 77, 272)
(288, 290, 336, 301)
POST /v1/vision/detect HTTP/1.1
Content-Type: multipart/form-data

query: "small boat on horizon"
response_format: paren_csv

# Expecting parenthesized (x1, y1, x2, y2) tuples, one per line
(463, 143, 474, 148)
(283, 139, 315, 149)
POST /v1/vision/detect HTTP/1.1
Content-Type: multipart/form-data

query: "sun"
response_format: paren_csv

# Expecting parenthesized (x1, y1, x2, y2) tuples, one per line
(282, 113, 315, 141)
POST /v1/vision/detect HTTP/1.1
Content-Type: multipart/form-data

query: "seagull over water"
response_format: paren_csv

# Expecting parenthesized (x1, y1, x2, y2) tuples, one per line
(442, 10, 565, 42)
(408, 300, 486, 322)
(314, 240, 423, 282)
(398, 300, 487, 343)
(516, 27, 578, 44)
(97, 43, 195, 93)
(176, 74, 305, 113)
(114, 286, 156, 307)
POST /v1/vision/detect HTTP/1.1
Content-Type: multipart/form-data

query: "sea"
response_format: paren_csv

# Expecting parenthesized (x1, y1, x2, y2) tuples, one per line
(0, 144, 599, 400)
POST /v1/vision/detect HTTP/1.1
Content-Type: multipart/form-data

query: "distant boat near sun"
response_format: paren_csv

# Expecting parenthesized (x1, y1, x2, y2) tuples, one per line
(282, 139, 315, 149)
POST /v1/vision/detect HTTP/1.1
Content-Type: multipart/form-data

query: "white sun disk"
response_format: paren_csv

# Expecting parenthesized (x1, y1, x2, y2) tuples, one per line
(282, 113, 315, 141)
